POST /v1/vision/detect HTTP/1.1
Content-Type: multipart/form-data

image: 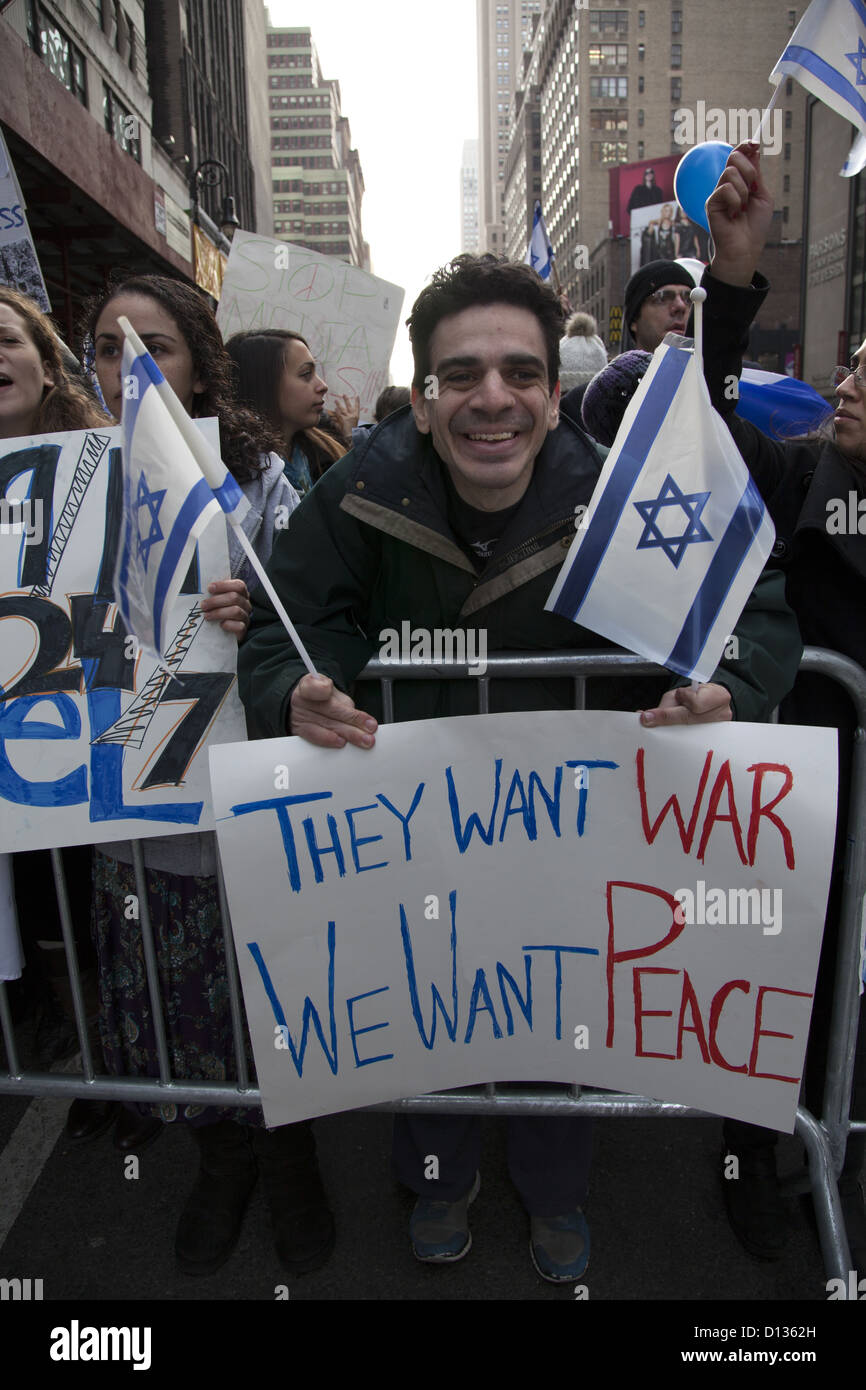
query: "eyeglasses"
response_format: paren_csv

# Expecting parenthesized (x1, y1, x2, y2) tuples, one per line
(647, 289, 692, 308)
(832, 363, 866, 391)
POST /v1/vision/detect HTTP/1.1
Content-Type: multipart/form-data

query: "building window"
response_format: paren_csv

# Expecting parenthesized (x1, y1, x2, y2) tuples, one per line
(638, 10, 645, 26)
(783, 205, 789, 223)
(783, 174, 790, 191)
(672, 9, 683, 32)
(588, 43, 628, 68)
(638, 75, 644, 93)
(671, 44, 682, 68)
(591, 140, 628, 165)
(638, 108, 645, 127)
(26, 2, 87, 105)
(590, 76, 628, 99)
(104, 84, 141, 162)
(788, 9, 797, 26)
(785, 142, 791, 159)
(671, 77, 682, 102)
(589, 9, 628, 35)
(785, 109, 792, 128)
(786, 78, 793, 96)
(638, 43, 645, 61)
(638, 140, 645, 159)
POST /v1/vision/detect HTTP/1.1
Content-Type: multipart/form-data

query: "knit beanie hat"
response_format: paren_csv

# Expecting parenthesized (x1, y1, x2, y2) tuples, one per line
(623, 260, 695, 343)
(580, 350, 652, 447)
(558, 312, 608, 392)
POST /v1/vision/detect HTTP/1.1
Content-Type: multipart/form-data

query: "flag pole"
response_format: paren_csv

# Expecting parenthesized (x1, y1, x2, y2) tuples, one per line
(756, 80, 782, 146)
(688, 285, 708, 692)
(117, 316, 319, 679)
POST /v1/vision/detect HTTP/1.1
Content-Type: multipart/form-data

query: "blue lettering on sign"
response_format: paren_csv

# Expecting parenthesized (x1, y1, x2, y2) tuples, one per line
(247, 924, 339, 1078)
(346, 986, 393, 1068)
(0, 695, 87, 807)
(86, 683, 202, 824)
(0, 204, 25, 230)
(400, 889, 459, 1050)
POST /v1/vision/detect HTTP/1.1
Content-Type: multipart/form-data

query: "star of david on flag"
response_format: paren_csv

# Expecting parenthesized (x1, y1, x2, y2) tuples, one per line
(524, 201, 554, 281)
(546, 340, 776, 683)
(115, 335, 249, 662)
(769, 0, 866, 176)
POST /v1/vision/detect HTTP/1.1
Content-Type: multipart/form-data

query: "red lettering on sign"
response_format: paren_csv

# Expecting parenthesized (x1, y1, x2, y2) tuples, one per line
(748, 985, 811, 1083)
(746, 763, 795, 868)
(708, 979, 751, 1073)
(636, 747, 713, 852)
(696, 759, 747, 864)
(605, 881, 686, 1047)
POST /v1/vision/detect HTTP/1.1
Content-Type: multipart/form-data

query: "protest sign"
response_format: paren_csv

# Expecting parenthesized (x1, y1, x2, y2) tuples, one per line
(210, 711, 837, 1132)
(0, 425, 247, 853)
(215, 230, 404, 421)
(0, 129, 49, 311)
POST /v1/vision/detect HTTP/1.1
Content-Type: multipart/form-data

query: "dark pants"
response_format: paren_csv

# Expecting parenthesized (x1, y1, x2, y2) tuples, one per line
(393, 1112, 593, 1216)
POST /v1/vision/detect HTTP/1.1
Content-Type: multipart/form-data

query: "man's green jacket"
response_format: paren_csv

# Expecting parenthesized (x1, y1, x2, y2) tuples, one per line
(238, 406, 802, 737)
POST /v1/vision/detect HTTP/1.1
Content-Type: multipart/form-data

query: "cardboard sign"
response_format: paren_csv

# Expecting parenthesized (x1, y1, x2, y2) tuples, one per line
(216, 231, 404, 421)
(0, 425, 247, 852)
(210, 711, 838, 1132)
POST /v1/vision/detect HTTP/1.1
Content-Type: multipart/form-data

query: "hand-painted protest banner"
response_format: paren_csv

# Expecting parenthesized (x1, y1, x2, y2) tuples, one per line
(0, 426, 247, 852)
(210, 711, 837, 1132)
(215, 230, 404, 422)
(0, 130, 49, 311)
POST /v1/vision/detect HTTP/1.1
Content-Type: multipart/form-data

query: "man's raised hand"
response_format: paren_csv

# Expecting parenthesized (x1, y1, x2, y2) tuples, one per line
(706, 141, 774, 288)
(289, 673, 378, 749)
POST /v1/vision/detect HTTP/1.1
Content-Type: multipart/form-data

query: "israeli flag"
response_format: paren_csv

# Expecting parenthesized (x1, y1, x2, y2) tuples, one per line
(770, 0, 866, 176)
(546, 341, 776, 683)
(116, 338, 246, 660)
(737, 367, 833, 439)
(524, 201, 554, 280)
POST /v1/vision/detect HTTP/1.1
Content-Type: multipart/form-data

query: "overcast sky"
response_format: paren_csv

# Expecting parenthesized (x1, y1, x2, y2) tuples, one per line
(267, 0, 479, 385)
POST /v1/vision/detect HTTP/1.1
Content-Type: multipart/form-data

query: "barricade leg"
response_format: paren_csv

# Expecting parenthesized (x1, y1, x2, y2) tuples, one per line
(795, 1104, 853, 1286)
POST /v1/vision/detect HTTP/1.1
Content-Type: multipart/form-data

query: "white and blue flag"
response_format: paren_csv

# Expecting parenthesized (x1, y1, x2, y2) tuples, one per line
(737, 367, 833, 439)
(770, 0, 866, 176)
(546, 340, 776, 682)
(116, 337, 249, 661)
(524, 201, 554, 281)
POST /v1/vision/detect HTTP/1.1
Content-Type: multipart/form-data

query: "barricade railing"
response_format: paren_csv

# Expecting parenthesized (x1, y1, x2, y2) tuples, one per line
(1, 646, 863, 1292)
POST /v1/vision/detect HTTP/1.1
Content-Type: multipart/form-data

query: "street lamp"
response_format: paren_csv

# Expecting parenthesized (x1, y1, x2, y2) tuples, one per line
(189, 158, 241, 239)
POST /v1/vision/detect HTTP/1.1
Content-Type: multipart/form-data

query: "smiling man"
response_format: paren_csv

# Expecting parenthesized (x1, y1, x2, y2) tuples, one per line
(238, 254, 801, 1283)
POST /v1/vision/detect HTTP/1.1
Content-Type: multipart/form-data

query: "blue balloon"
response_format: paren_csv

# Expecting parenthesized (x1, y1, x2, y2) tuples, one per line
(674, 142, 733, 233)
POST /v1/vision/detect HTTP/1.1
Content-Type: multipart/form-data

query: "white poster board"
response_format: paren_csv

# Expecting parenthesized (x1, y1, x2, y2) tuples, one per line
(210, 712, 838, 1133)
(0, 425, 247, 852)
(0, 129, 50, 311)
(216, 231, 404, 421)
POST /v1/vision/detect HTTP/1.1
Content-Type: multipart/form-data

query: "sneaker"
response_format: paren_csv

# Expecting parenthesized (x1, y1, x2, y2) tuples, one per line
(409, 1171, 481, 1262)
(530, 1209, 590, 1282)
(721, 1146, 788, 1260)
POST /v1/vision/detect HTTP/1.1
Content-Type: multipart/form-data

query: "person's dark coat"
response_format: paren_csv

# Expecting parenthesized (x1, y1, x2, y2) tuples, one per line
(238, 404, 801, 738)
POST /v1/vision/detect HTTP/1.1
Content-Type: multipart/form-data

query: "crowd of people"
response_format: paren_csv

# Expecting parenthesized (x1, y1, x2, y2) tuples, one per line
(0, 140, 864, 1288)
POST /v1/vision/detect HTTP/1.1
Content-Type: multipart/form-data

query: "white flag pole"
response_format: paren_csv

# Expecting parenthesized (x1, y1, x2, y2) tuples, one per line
(757, 80, 783, 147)
(117, 316, 318, 678)
(689, 285, 708, 692)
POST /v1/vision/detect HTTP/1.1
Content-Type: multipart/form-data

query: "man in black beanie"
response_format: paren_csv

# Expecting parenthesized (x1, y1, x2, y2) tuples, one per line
(624, 259, 696, 351)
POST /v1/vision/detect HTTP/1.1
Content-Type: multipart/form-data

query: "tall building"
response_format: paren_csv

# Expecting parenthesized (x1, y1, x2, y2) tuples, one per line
(145, 0, 271, 237)
(460, 139, 480, 253)
(476, 0, 543, 254)
(266, 21, 367, 267)
(483, 1, 809, 367)
(0, 0, 270, 334)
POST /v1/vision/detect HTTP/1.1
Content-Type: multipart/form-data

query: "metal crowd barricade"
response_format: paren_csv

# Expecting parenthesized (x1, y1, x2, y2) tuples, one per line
(0, 646, 864, 1291)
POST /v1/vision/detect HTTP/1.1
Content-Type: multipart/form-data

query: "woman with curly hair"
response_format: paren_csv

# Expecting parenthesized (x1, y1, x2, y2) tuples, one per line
(82, 276, 333, 1279)
(224, 328, 346, 496)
